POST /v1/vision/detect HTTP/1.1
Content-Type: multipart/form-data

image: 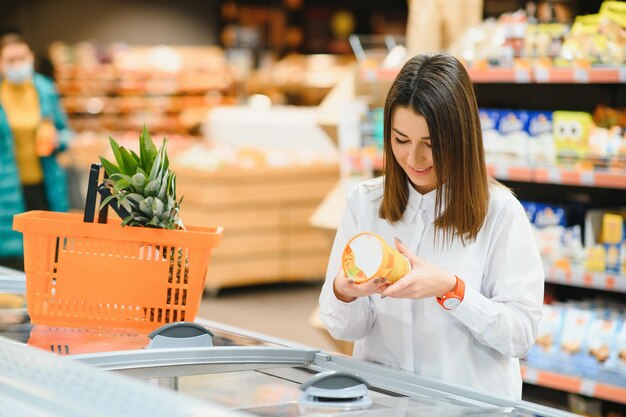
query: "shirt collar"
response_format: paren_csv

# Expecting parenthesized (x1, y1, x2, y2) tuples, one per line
(405, 182, 439, 222)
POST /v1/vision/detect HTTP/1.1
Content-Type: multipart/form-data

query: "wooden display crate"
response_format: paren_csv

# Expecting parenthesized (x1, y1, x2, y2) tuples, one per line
(177, 165, 339, 294)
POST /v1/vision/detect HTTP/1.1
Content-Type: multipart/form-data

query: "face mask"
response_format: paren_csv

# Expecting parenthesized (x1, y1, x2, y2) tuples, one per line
(4, 62, 34, 84)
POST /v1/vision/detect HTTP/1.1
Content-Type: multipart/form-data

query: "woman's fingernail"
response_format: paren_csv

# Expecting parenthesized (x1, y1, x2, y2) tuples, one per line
(394, 237, 403, 244)
(380, 277, 387, 282)
(373, 278, 380, 284)
(348, 279, 354, 284)
(380, 295, 387, 299)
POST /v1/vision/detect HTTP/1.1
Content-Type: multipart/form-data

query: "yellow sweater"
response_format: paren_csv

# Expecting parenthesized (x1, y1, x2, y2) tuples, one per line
(1, 80, 43, 185)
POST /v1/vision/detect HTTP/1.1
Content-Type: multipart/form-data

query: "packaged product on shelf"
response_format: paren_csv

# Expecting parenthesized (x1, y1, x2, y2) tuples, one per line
(479, 108, 501, 163)
(559, 307, 593, 356)
(501, 10, 528, 58)
(559, 225, 586, 264)
(534, 304, 564, 353)
(553, 111, 593, 161)
(525, 24, 569, 60)
(496, 110, 530, 163)
(584, 316, 619, 366)
(592, 104, 626, 169)
(601, 214, 624, 272)
(533, 203, 567, 228)
(584, 209, 626, 274)
(526, 111, 554, 165)
(558, 1, 626, 65)
(617, 320, 626, 370)
(521, 201, 585, 264)
(587, 125, 623, 166)
(477, 108, 529, 164)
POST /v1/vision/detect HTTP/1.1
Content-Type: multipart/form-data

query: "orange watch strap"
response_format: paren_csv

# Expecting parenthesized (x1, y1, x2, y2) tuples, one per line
(436, 275, 465, 308)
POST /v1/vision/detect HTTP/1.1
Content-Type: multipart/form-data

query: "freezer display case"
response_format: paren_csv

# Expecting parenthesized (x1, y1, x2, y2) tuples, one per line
(0, 268, 577, 417)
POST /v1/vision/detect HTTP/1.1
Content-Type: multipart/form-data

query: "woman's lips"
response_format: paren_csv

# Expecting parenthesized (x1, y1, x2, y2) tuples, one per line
(409, 166, 433, 176)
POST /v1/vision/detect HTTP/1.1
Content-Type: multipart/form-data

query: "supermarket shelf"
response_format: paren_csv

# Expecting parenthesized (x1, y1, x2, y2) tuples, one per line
(545, 264, 626, 293)
(533, 66, 626, 84)
(486, 163, 626, 190)
(486, 163, 534, 183)
(369, 159, 626, 189)
(358, 66, 626, 84)
(468, 67, 532, 83)
(521, 365, 626, 405)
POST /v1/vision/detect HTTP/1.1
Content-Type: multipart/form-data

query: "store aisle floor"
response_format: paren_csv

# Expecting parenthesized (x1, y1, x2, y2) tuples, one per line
(198, 281, 340, 353)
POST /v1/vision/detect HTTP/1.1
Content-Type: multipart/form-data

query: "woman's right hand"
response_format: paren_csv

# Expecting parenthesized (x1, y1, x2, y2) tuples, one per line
(333, 268, 390, 303)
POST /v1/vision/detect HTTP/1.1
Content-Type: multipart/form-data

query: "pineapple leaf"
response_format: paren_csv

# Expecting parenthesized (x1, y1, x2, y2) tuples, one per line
(119, 147, 139, 175)
(120, 199, 132, 213)
(157, 171, 169, 201)
(140, 125, 158, 172)
(149, 142, 164, 181)
(113, 178, 131, 193)
(121, 215, 135, 227)
(146, 216, 160, 227)
(99, 193, 118, 210)
(109, 137, 127, 173)
(130, 150, 141, 165)
(109, 173, 133, 183)
(99, 156, 120, 176)
(162, 138, 170, 172)
(126, 193, 145, 205)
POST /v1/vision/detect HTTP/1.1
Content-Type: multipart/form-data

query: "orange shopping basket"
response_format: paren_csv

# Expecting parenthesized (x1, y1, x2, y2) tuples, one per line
(12, 164, 223, 330)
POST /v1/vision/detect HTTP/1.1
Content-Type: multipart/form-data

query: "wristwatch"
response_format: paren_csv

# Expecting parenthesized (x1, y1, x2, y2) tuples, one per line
(436, 275, 465, 311)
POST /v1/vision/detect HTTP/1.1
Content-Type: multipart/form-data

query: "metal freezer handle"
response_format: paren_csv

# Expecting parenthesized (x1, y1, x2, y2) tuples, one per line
(147, 322, 215, 349)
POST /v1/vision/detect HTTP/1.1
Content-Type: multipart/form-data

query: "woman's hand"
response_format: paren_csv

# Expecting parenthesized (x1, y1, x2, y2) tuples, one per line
(35, 120, 58, 157)
(380, 239, 457, 300)
(333, 268, 391, 303)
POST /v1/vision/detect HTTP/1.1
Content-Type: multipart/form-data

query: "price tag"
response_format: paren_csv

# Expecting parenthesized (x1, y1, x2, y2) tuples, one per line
(553, 267, 566, 281)
(515, 69, 531, 83)
(619, 67, 626, 83)
(573, 68, 589, 83)
(548, 168, 562, 184)
(495, 164, 509, 180)
(535, 67, 550, 83)
(524, 367, 539, 384)
(580, 171, 594, 186)
(580, 379, 596, 397)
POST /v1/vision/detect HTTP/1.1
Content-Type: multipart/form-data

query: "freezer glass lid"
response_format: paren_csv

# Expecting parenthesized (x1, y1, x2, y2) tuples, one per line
(163, 367, 518, 417)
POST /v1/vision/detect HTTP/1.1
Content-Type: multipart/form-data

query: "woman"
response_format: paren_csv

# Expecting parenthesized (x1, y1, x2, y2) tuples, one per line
(0, 33, 72, 268)
(319, 53, 544, 399)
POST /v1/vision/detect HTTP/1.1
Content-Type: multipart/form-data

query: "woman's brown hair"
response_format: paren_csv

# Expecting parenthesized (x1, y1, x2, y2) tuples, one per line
(379, 53, 490, 245)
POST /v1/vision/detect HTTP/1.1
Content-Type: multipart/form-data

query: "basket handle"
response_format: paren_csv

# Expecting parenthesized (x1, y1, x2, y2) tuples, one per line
(84, 163, 103, 223)
(84, 163, 131, 224)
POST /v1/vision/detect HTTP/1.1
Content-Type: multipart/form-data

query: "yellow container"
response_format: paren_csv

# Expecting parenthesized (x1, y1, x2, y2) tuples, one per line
(341, 232, 410, 283)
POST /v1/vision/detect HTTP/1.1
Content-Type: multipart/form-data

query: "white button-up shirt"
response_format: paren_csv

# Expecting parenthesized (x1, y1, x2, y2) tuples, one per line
(319, 177, 544, 399)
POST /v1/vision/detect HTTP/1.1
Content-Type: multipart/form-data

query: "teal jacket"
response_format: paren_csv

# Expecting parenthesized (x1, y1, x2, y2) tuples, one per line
(0, 73, 73, 258)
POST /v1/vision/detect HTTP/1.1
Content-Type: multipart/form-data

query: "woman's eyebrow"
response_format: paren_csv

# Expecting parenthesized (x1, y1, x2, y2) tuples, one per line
(391, 128, 408, 137)
(392, 128, 431, 140)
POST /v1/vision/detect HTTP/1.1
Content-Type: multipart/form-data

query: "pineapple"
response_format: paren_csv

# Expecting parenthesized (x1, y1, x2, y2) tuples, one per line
(99, 126, 184, 230)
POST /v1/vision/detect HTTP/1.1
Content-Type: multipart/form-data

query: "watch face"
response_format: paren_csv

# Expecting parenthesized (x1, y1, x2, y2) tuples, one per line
(443, 297, 461, 310)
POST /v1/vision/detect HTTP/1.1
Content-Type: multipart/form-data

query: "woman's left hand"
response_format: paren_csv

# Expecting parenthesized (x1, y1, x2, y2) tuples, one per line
(380, 239, 457, 300)
(35, 120, 58, 157)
